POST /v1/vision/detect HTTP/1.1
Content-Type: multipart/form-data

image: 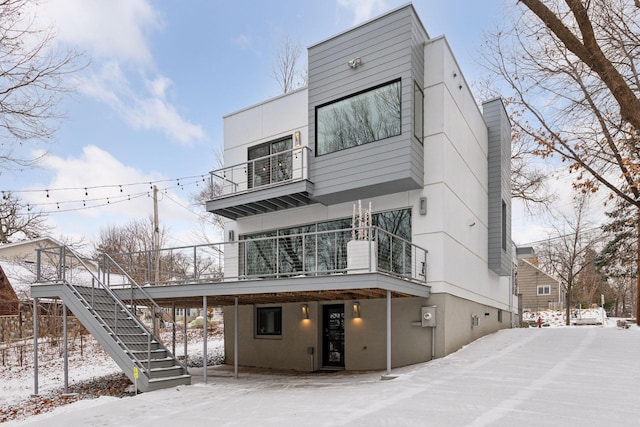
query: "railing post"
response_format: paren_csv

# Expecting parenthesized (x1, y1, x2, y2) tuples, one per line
(114, 303, 118, 334)
(147, 334, 152, 374)
(302, 234, 306, 275)
(193, 246, 198, 282)
(36, 250, 41, 282)
(402, 241, 406, 277)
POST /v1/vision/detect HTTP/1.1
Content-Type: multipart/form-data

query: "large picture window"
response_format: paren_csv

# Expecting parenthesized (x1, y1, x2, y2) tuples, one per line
(240, 208, 411, 278)
(256, 307, 282, 336)
(316, 80, 401, 156)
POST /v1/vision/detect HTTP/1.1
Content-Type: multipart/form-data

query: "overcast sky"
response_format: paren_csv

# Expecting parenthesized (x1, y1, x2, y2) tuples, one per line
(1, 0, 584, 250)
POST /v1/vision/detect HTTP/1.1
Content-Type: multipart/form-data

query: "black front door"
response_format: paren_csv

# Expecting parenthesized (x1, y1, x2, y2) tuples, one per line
(322, 304, 345, 367)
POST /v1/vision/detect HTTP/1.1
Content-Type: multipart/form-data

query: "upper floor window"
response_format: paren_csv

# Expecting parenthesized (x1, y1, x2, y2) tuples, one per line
(537, 285, 551, 296)
(414, 81, 424, 143)
(248, 136, 292, 189)
(316, 80, 401, 156)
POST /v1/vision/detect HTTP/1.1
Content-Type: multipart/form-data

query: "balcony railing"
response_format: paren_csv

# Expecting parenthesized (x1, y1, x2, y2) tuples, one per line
(64, 227, 427, 289)
(209, 146, 311, 199)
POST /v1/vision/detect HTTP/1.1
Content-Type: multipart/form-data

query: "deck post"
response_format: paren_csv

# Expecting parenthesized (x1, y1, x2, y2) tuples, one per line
(32, 297, 39, 396)
(183, 308, 188, 366)
(386, 290, 391, 375)
(234, 296, 238, 379)
(63, 302, 68, 394)
(203, 296, 208, 384)
(172, 302, 176, 356)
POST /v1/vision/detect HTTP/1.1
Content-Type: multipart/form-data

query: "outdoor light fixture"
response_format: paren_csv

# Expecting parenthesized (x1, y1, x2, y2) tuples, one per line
(301, 304, 309, 319)
(348, 57, 361, 69)
(352, 301, 361, 318)
(294, 131, 301, 146)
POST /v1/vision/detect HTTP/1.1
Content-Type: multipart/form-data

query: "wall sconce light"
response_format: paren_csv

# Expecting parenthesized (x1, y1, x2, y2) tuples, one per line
(352, 301, 361, 318)
(294, 131, 301, 146)
(228, 230, 235, 241)
(348, 57, 361, 69)
(301, 304, 309, 319)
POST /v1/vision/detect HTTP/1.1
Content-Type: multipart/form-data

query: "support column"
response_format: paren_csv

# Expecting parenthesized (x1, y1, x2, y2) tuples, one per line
(386, 290, 391, 375)
(32, 298, 38, 396)
(171, 302, 176, 356)
(203, 296, 208, 384)
(63, 303, 68, 394)
(183, 308, 188, 366)
(234, 296, 238, 379)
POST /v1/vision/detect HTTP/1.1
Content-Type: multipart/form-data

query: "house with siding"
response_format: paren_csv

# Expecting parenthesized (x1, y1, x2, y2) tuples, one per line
(206, 4, 516, 371)
(517, 248, 564, 312)
(30, 4, 516, 390)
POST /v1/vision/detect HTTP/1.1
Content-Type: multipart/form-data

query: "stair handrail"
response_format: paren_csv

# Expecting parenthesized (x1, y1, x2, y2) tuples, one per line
(36, 245, 169, 376)
(99, 251, 189, 368)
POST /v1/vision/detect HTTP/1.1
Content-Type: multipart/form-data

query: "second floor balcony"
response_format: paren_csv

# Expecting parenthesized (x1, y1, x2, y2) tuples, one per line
(206, 146, 315, 220)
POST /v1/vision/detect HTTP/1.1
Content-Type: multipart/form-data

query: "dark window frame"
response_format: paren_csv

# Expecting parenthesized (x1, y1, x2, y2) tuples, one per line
(413, 81, 424, 144)
(315, 79, 402, 156)
(247, 136, 293, 189)
(256, 306, 282, 336)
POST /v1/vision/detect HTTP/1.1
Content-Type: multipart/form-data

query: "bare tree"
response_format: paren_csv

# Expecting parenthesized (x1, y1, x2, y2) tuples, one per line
(272, 36, 306, 94)
(537, 194, 602, 324)
(483, 0, 640, 323)
(0, 0, 83, 171)
(0, 191, 50, 243)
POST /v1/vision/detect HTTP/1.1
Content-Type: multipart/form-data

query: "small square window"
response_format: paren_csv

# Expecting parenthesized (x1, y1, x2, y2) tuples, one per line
(256, 307, 282, 336)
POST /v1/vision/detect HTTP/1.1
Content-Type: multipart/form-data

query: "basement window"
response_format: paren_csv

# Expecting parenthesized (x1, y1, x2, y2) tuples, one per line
(256, 307, 282, 336)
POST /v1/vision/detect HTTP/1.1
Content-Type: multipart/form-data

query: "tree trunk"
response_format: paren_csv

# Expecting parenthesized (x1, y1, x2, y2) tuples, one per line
(636, 207, 640, 325)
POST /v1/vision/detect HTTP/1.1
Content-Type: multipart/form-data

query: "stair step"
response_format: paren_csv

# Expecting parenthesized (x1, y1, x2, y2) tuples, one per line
(146, 374, 191, 391)
(149, 366, 187, 379)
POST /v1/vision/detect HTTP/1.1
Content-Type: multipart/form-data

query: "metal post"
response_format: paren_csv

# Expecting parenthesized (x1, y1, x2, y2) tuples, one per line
(63, 303, 68, 394)
(193, 246, 198, 281)
(183, 309, 188, 366)
(36, 250, 41, 282)
(203, 296, 208, 384)
(234, 296, 239, 379)
(172, 302, 176, 356)
(386, 290, 391, 375)
(32, 298, 38, 395)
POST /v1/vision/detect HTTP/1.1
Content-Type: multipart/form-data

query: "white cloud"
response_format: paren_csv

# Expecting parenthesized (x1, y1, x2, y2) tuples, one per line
(336, 0, 389, 25)
(36, 0, 204, 144)
(38, 0, 161, 64)
(25, 146, 196, 242)
(77, 63, 204, 144)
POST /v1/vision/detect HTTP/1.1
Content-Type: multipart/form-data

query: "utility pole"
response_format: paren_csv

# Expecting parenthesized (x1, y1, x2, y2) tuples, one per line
(153, 185, 160, 286)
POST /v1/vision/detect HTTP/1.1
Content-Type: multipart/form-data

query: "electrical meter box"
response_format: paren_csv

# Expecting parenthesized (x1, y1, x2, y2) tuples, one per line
(421, 306, 436, 327)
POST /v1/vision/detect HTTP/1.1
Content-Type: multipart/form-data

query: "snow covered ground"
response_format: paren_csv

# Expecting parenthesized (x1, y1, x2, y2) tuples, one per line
(3, 318, 639, 426)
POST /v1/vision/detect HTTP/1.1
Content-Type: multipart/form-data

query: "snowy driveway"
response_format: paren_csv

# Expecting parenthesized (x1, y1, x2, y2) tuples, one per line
(9, 326, 640, 426)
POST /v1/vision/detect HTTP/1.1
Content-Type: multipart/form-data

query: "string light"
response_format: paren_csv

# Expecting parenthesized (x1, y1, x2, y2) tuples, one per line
(2, 173, 212, 214)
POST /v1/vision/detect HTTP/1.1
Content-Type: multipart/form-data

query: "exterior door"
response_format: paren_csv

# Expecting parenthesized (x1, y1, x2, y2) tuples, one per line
(322, 304, 345, 367)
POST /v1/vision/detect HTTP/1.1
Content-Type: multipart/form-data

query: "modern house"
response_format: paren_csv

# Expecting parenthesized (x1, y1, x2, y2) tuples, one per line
(30, 4, 515, 391)
(206, 4, 516, 372)
(516, 247, 564, 312)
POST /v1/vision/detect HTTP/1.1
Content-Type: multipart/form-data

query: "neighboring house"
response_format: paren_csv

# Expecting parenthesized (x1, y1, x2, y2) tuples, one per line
(517, 248, 564, 312)
(31, 4, 516, 383)
(0, 237, 99, 299)
(204, 4, 515, 371)
(0, 263, 19, 315)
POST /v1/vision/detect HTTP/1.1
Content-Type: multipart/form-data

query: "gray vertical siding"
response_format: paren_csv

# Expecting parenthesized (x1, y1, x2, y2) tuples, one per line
(483, 98, 512, 276)
(308, 5, 426, 204)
